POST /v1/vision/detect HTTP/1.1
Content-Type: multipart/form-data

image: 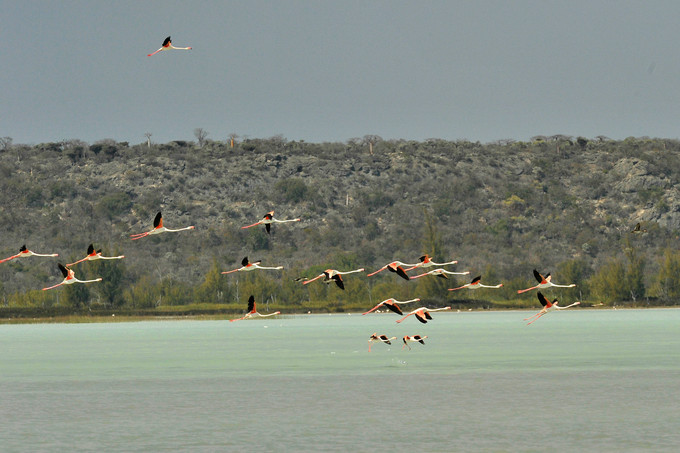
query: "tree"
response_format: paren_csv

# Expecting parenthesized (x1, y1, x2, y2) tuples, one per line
(654, 248, 680, 303)
(194, 128, 209, 148)
(228, 133, 238, 148)
(0, 136, 12, 152)
(362, 135, 382, 155)
(144, 132, 152, 148)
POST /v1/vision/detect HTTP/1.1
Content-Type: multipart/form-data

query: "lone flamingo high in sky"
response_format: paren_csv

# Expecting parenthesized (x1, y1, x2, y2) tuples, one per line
(147, 36, 192, 56)
(130, 212, 194, 240)
(229, 295, 281, 322)
(402, 335, 428, 350)
(0, 245, 58, 264)
(368, 333, 396, 352)
(241, 211, 301, 234)
(361, 298, 421, 316)
(517, 269, 576, 294)
(524, 291, 580, 325)
(448, 275, 503, 291)
(404, 254, 459, 272)
(409, 268, 470, 280)
(395, 306, 451, 324)
(302, 268, 364, 290)
(66, 244, 124, 267)
(366, 261, 418, 280)
(42, 263, 102, 290)
(221, 256, 283, 274)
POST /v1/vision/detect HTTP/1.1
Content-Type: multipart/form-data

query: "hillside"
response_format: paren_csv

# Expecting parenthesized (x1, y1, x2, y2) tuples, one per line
(1, 136, 680, 311)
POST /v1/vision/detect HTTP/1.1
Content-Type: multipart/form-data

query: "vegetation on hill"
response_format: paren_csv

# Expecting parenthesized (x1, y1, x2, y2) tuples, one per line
(1, 134, 680, 316)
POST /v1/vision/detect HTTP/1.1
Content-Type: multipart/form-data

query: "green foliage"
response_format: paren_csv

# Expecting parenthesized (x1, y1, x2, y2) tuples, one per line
(274, 178, 308, 203)
(652, 249, 680, 303)
(96, 192, 132, 220)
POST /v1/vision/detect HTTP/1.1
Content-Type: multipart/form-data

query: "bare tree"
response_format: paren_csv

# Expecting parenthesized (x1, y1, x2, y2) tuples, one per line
(0, 136, 13, 152)
(194, 128, 209, 148)
(228, 133, 238, 148)
(144, 132, 152, 148)
(362, 135, 382, 155)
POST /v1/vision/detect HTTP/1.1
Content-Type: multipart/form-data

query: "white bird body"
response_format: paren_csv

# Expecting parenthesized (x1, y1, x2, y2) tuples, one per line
(517, 269, 575, 294)
(130, 212, 194, 240)
(362, 298, 421, 316)
(395, 306, 451, 324)
(524, 292, 580, 325)
(42, 264, 102, 290)
(368, 333, 397, 352)
(67, 244, 124, 267)
(222, 257, 283, 274)
(409, 268, 470, 279)
(230, 295, 281, 322)
(0, 245, 58, 264)
(147, 36, 192, 57)
(448, 276, 503, 291)
(404, 254, 458, 271)
(302, 268, 364, 290)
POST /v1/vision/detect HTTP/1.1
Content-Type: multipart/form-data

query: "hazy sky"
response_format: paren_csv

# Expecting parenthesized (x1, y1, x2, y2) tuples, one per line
(3, 1, 679, 145)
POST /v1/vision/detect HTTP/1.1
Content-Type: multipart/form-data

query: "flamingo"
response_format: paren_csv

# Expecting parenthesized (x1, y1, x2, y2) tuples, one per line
(0, 245, 58, 264)
(42, 263, 102, 290)
(147, 36, 192, 57)
(66, 244, 124, 267)
(409, 268, 470, 280)
(241, 211, 301, 234)
(404, 254, 458, 272)
(395, 306, 451, 324)
(368, 333, 397, 352)
(517, 269, 575, 294)
(524, 291, 580, 325)
(130, 212, 194, 240)
(302, 268, 364, 290)
(366, 261, 418, 280)
(402, 335, 428, 350)
(631, 222, 647, 234)
(229, 295, 281, 322)
(448, 275, 503, 291)
(361, 298, 421, 316)
(221, 256, 283, 274)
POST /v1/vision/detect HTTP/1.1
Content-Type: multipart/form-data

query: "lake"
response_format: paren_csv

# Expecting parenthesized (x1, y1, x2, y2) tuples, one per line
(1, 309, 679, 452)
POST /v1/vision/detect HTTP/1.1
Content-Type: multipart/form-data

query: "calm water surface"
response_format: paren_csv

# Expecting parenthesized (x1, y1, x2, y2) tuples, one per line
(1, 309, 679, 452)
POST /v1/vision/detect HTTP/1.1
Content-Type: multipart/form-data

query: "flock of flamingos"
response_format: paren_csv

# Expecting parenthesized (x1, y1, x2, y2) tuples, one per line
(0, 36, 585, 351)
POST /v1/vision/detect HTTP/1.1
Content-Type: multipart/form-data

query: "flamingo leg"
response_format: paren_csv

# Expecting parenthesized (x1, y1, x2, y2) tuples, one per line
(517, 286, 538, 294)
(526, 312, 547, 325)
(42, 282, 65, 291)
(0, 255, 19, 264)
(130, 232, 150, 240)
(366, 267, 386, 277)
(523, 310, 545, 321)
(241, 222, 262, 229)
(302, 274, 325, 285)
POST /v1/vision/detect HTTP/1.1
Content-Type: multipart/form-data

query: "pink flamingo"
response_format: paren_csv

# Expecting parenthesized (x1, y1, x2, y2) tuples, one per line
(361, 298, 421, 316)
(448, 275, 503, 291)
(366, 261, 418, 281)
(404, 254, 458, 271)
(241, 211, 301, 234)
(402, 335, 428, 350)
(0, 245, 58, 264)
(524, 291, 580, 325)
(42, 263, 102, 290)
(130, 212, 194, 240)
(230, 295, 280, 322)
(302, 268, 364, 290)
(66, 244, 124, 267)
(517, 269, 575, 294)
(395, 306, 451, 324)
(368, 333, 396, 352)
(221, 256, 283, 274)
(409, 268, 470, 280)
(147, 36, 192, 57)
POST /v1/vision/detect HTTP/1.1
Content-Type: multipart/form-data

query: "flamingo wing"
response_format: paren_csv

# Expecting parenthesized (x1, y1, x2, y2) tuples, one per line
(153, 212, 163, 229)
(537, 291, 550, 307)
(58, 263, 69, 278)
(395, 266, 410, 280)
(265, 223, 271, 234)
(533, 269, 548, 284)
(247, 295, 256, 313)
(241, 256, 249, 266)
(384, 303, 403, 316)
(332, 275, 345, 290)
(470, 275, 482, 284)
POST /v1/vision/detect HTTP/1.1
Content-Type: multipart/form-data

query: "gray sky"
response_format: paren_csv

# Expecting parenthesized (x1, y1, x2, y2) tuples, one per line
(2, 1, 679, 145)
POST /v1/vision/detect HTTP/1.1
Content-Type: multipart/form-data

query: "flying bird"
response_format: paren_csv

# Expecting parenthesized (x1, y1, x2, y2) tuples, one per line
(404, 254, 459, 271)
(66, 244, 124, 267)
(361, 298, 421, 316)
(130, 212, 195, 240)
(630, 222, 647, 234)
(229, 295, 281, 322)
(302, 268, 364, 290)
(448, 275, 503, 291)
(524, 291, 580, 325)
(366, 261, 418, 280)
(368, 333, 397, 352)
(147, 36, 192, 57)
(0, 245, 58, 264)
(42, 263, 102, 290)
(517, 269, 575, 294)
(241, 211, 301, 234)
(221, 256, 283, 274)
(395, 306, 451, 324)
(402, 335, 428, 350)
(408, 268, 470, 280)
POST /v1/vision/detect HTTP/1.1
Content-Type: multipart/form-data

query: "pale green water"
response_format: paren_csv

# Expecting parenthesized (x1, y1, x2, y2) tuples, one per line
(1, 309, 679, 451)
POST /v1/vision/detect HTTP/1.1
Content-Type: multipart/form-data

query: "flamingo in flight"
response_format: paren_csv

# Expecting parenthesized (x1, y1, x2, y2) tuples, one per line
(517, 269, 575, 294)
(361, 298, 421, 316)
(366, 261, 418, 281)
(302, 268, 364, 290)
(130, 212, 194, 240)
(524, 291, 580, 325)
(0, 245, 58, 264)
(402, 335, 428, 350)
(66, 244, 124, 267)
(241, 211, 301, 234)
(42, 263, 102, 290)
(368, 333, 396, 352)
(221, 256, 283, 274)
(404, 254, 458, 272)
(229, 295, 281, 322)
(631, 222, 647, 234)
(409, 268, 470, 280)
(147, 36, 192, 57)
(448, 275, 503, 291)
(395, 306, 451, 324)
